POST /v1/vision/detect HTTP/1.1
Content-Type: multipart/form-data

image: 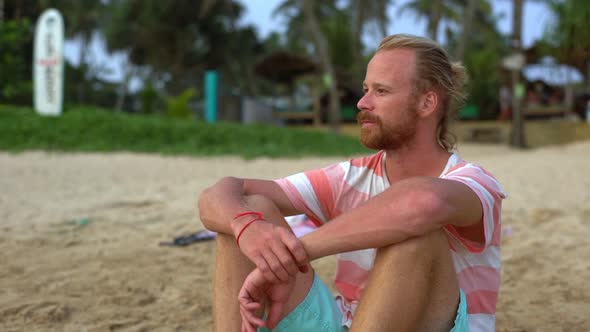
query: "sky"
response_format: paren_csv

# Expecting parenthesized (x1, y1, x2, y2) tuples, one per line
(236, 0, 553, 46)
(64, 0, 555, 89)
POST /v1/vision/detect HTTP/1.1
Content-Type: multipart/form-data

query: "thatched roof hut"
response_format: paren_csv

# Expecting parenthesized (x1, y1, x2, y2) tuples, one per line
(254, 51, 319, 84)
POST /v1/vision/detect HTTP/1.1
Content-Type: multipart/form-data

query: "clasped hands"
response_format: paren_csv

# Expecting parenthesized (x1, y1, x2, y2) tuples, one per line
(232, 212, 310, 331)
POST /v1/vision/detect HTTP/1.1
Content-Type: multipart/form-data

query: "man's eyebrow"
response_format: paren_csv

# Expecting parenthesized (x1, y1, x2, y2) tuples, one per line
(374, 83, 392, 89)
(363, 82, 393, 90)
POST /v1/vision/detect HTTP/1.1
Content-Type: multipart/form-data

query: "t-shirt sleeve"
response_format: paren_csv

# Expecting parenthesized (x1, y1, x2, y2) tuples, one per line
(274, 162, 345, 227)
(442, 163, 506, 253)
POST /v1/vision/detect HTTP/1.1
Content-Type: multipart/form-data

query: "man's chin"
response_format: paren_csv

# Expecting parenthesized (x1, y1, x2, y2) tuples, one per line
(360, 136, 382, 151)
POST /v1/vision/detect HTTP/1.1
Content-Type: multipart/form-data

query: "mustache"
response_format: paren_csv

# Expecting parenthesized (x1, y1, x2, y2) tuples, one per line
(357, 111, 381, 124)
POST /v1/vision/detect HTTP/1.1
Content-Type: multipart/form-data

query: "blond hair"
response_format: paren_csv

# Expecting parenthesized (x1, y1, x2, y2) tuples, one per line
(377, 34, 468, 151)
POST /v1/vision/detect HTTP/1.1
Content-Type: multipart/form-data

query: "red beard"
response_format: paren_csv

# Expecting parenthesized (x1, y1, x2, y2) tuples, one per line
(356, 110, 418, 150)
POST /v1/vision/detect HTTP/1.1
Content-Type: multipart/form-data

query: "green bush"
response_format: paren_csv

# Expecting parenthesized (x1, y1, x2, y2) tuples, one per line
(166, 88, 196, 118)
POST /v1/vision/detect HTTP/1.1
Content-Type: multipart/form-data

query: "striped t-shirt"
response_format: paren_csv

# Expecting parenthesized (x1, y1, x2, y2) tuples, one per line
(275, 151, 505, 331)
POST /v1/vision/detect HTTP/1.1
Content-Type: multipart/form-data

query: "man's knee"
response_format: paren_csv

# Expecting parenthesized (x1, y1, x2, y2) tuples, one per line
(376, 229, 450, 263)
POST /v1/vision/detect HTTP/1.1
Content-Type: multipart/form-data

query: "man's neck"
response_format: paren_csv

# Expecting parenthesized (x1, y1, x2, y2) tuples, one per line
(383, 143, 452, 184)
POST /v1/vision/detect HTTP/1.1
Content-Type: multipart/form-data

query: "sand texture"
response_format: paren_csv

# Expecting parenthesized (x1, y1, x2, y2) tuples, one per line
(1, 142, 589, 331)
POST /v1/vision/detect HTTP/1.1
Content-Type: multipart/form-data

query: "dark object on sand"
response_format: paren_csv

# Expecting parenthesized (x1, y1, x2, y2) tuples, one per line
(159, 230, 217, 247)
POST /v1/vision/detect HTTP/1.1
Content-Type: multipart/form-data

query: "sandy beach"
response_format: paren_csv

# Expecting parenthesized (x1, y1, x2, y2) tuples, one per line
(1, 141, 589, 331)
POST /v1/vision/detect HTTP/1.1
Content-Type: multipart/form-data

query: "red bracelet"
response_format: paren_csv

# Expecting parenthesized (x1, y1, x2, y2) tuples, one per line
(233, 211, 262, 220)
(236, 217, 263, 248)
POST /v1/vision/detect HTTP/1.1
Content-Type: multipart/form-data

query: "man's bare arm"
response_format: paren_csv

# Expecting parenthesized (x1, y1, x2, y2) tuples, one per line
(198, 176, 300, 235)
(301, 176, 483, 260)
(198, 177, 309, 282)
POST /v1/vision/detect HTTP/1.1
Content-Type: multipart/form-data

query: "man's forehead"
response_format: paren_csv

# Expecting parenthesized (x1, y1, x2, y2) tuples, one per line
(366, 48, 416, 80)
(369, 48, 416, 68)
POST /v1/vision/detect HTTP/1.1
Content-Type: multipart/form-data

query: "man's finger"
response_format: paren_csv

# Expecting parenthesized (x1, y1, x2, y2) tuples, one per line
(239, 298, 262, 313)
(252, 255, 280, 284)
(280, 229, 309, 272)
(277, 248, 299, 276)
(241, 302, 261, 310)
(241, 304, 266, 329)
(271, 239, 299, 277)
(239, 307, 251, 332)
(240, 308, 259, 332)
(239, 280, 262, 304)
(239, 306, 255, 329)
(262, 250, 289, 282)
(299, 264, 309, 273)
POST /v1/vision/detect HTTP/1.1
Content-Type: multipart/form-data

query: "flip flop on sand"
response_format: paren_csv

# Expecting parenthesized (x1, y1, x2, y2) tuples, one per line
(159, 230, 217, 247)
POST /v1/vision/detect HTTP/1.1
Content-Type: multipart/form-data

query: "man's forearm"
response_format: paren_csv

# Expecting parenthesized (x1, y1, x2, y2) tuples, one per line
(198, 177, 250, 235)
(300, 177, 477, 261)
(300, 193, 431, 260)
(198, 177, 302, 236)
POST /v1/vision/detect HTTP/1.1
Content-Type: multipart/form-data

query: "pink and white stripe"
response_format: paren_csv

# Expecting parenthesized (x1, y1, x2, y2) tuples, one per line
(276, 152, 505, 331)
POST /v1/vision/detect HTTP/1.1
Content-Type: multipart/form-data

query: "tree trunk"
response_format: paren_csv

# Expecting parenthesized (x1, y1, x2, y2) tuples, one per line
(509, 0, 527, 148)
(350, 0, 365, 87)
(455, 0, 477, 61)
(302, 0, 340, 133)
(512, 0, 523, 49)
(14, 0, 20, 19)
(427, 1, 442, 41)
(115, 66, 132, 111)
(0, 0, 4, 24)
(77, 39, 88, 104)
(244, 63, 259, 96)
(378, 21, 388, 40)
(376, 3, 388, 39)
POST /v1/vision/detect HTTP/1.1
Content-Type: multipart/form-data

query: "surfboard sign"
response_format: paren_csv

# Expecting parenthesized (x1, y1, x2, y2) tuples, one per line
(33, 9, 65, 116)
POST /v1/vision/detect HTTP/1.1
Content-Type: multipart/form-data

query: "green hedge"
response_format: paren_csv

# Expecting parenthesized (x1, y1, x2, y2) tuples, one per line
(0, 105, 369, 158)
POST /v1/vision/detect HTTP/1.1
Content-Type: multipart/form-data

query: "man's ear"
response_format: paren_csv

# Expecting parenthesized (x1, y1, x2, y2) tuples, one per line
(417, 91, 438, 118)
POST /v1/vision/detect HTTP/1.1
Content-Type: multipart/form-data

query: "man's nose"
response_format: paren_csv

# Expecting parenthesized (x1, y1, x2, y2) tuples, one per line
(357, 93, 372, 112)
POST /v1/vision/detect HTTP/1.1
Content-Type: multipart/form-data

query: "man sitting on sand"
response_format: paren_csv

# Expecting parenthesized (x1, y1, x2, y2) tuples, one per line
(198, 34, 505, 332)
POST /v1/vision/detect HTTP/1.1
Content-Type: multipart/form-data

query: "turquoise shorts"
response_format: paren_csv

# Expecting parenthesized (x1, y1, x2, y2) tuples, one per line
(259, 274, 469, 332)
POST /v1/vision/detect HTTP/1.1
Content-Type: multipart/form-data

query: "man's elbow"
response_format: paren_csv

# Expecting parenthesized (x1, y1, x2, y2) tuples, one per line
(197, 186, 214, 230)
(403, 187, 451, 235)
(197, 176, 243, 230)
(197, 178, 228, 227)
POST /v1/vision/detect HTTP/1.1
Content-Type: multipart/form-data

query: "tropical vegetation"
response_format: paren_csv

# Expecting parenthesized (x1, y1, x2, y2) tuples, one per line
(1, 0, 590, 153)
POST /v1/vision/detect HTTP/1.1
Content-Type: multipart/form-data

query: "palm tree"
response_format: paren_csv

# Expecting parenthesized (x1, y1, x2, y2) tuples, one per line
(508, 0, 553, 148)
(60, 0, 106, 104)
(273, 0, 339, 52)
(397, 0, 461, 42)
(455, 0, 478, 61)
(302, 0, 341, 132)
(512, 0, 524, 48)
(545, 0, 590, 73)
(349, 0, 393, 40)
(348, 0, 394, 83)
(273, 0, 342, 132)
